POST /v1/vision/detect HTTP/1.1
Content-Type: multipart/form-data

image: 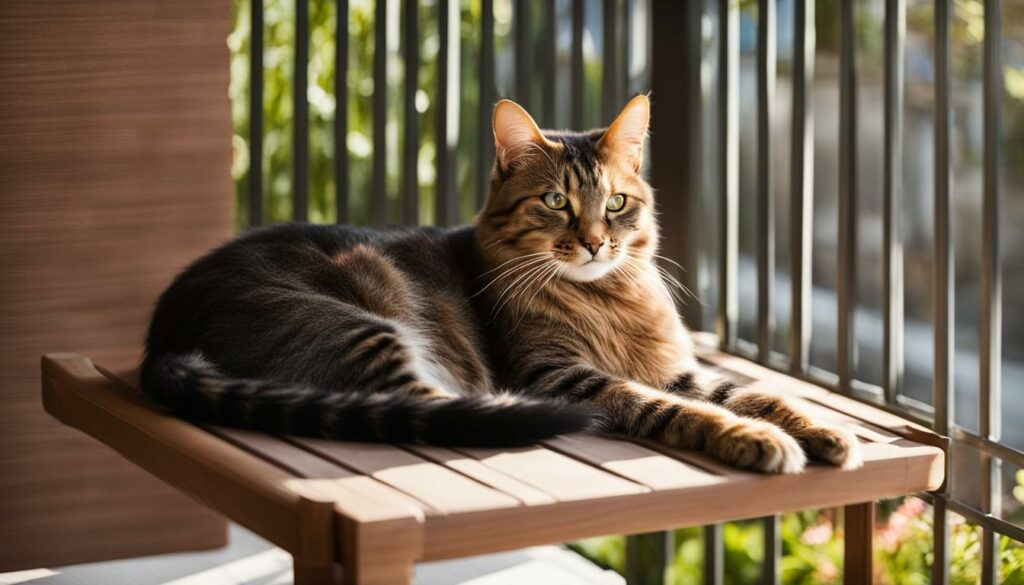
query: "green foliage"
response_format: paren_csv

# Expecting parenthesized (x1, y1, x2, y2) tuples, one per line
(570, 488, 1024, 584)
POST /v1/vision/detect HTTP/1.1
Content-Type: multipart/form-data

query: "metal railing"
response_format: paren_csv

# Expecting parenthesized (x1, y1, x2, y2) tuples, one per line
(709, 0, 1022, 583)
(241, 0, 1022, 582)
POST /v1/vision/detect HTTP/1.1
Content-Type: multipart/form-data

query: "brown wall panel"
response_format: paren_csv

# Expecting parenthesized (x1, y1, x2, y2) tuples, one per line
(0, 1, 233, 571)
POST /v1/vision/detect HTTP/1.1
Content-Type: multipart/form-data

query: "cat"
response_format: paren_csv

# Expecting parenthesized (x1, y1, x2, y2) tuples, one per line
(141, 95, 861, 473)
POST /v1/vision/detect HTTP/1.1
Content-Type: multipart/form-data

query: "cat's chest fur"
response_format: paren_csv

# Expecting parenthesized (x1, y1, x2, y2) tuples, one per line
(555, 274, 694, 387)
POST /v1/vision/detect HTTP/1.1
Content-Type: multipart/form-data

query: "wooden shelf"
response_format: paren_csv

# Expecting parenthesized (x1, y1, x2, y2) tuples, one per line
(41, 344, 944, 584)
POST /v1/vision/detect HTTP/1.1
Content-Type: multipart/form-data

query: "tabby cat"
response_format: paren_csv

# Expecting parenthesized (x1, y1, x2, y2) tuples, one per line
(142, 95, 861, 473)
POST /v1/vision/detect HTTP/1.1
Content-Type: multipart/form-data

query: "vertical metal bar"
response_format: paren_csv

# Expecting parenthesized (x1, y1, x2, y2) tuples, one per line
(514, 0, 532, 108)
(651, 0, 704, 330)
(789, 0, 814, 373)
(932, 0, 954, 452)
(249, 0, 264, 228)
(756, 0, 775, 363)
(843, 502, 874, 585)
(703, 524, 723, 585)
(619, 0, 630, 105)
(933, 0, 953, 583)
(371, 0, 388, 226)
(624, 531, 672, 585)
(571, 0, 584, 129)
(335, 0, 350, 224)
(837, 0, 858, 393)
(762, 516, 780, 585)
(402, 0, 419, 225)
(882, 0, 906, 404)
(717, 0, 739, 351)
(477, 0, 495, 211)
(435, 0, 459, 226)
(602, 0, 617, 121)
(980, 0, 1003, 582)
(933, 497, 951, 585)
(294, 0, 309, 222)
(543, 0, 557, 127)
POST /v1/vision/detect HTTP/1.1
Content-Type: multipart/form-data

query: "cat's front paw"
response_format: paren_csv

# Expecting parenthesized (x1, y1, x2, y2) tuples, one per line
(796, 425, 863, 470)
(708, 419, 807, 474)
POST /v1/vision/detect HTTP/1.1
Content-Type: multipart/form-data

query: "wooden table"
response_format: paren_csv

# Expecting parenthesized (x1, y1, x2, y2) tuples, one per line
(41, 343, 945, 585)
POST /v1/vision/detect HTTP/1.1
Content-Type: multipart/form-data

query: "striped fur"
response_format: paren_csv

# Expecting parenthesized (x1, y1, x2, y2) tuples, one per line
(475, 96, 861, 473)
(142, 96, 861, 470)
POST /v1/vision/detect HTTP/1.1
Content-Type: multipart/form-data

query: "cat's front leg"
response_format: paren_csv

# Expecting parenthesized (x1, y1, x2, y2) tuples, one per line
(665, 367, 863, 470)
(520, 364, 806, 474)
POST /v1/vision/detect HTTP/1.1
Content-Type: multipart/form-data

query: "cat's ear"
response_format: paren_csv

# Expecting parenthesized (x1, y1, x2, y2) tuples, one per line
(599, 94, 650, 172)
(493, 99, 547, 174)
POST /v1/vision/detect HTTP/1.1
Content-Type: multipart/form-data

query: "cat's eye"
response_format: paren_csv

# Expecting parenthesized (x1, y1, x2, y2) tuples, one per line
(606, 194, 626, 212)
(542, 192, 568, 210)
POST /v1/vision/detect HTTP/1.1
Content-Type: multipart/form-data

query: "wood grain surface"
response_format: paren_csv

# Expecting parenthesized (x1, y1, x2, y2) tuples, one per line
(67, 350, 944, 571)
(0, 1, 233, 571)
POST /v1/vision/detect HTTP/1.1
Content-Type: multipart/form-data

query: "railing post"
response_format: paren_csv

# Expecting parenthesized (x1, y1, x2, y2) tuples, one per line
(649, 0, 703, 330)
(843, 502, 874, 585)
(932, 0, 954, 580)
(624, 531, 672, 585)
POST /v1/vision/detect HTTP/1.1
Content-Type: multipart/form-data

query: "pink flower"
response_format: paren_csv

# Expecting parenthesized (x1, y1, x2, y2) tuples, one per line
(818, 561, 838, 580)
(801, 522, 834, 546)
(877, 498, 926, 553)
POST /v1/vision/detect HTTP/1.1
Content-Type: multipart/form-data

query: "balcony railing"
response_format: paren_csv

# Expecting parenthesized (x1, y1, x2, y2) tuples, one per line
(239, 0, 1023, 582)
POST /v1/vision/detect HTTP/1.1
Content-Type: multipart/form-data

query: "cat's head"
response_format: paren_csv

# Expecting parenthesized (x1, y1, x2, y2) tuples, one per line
(476, 95, 656, 284)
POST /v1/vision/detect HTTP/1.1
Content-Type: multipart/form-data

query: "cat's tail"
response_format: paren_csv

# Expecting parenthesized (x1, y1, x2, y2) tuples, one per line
(140, 352, 597, 447)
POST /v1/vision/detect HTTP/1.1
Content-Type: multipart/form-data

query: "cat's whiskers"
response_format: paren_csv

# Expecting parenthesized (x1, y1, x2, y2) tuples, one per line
(481, 238, 505, 252)
(471, 254, 551, 298)
(474, 251, 549, 282)
(489, 260, 561, 323)
(490, 260, 555, 320)
(510, 262, 565, 333)
(620, 250, 701, 306)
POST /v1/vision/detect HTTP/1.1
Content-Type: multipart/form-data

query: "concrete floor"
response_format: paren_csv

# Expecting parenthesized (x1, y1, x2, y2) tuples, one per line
(0, 524, 623, 585)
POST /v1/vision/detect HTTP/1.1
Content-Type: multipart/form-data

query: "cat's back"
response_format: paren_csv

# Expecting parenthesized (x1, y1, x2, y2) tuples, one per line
(172, 222, 477, 288)
(146, 222, 483, 357)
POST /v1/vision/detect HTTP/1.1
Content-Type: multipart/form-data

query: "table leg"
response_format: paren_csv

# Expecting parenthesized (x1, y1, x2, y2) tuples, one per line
(844, 502, 875, 585)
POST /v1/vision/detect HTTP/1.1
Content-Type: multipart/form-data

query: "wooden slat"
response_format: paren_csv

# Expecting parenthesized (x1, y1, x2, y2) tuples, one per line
(544, 434, 723, 491)
(405, 444, 556, 506)
(41, 354, 312, 558)
(56, 352, 945, 568)
(421, 437, 942, 560)
(453, 445, 650, 501)
(293, 438, 521, 514)
(98, 362, 428, 527)
(209, 427, 355, 479)
(638, 440, 761, 481)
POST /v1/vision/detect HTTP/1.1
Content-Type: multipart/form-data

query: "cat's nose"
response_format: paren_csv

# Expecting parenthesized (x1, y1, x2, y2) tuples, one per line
(579, 235, 605, 256)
